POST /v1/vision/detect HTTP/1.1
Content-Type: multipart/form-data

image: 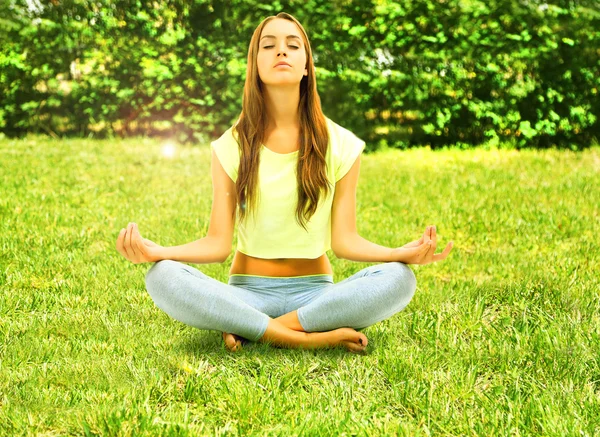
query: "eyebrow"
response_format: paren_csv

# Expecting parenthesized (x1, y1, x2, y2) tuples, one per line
(260, 35, 301, 42)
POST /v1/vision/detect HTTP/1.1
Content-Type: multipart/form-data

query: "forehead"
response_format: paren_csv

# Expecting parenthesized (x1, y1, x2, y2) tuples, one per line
(260, 19, 302, 41)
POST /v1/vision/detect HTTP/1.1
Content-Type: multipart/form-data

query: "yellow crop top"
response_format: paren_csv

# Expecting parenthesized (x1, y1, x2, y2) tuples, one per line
(210, 116, 366, 259)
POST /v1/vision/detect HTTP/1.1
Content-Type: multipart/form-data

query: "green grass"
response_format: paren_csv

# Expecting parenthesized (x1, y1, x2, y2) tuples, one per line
(1, 136, 599, 436)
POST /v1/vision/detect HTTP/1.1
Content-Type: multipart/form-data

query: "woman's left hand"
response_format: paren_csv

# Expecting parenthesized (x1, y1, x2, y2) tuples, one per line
(392, 225, 453, 265)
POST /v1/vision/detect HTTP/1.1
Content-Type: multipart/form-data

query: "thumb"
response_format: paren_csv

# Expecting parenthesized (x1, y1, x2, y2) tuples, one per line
(401, 245, 422, 257)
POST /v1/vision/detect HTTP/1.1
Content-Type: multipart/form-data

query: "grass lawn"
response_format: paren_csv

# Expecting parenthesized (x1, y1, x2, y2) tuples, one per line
(1, 136, 599, 436)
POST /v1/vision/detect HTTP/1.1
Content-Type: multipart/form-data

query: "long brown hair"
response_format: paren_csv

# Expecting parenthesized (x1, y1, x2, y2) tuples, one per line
(233, 12, 331, 232)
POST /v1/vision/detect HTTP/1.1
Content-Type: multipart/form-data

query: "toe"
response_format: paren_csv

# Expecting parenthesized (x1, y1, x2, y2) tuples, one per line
(223, 333, 239, 351)
(341, 340, 367, 355)
(336, 328, 369, 349)
(355, 332, 368, 348)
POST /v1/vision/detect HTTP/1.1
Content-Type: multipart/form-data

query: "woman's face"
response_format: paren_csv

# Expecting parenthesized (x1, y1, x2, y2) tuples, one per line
(256, 18, 308, 87)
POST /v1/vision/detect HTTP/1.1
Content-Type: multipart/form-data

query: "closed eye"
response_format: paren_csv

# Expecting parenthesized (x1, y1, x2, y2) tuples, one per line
(263, 45, 299, 49)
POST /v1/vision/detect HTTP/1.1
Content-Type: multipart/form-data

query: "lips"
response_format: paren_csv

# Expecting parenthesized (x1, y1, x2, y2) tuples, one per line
(274, 62, 291, 67)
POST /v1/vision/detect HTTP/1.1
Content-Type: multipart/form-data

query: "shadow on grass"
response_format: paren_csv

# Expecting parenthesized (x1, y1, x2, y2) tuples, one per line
(171, 327, 376, 359)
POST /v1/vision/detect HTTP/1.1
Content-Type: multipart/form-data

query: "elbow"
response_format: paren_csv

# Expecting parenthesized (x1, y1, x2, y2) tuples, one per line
(205, 235, 231, 263)
(332, 234, 357, 260)
(331, 244, 346, 260)
(218, 239, 232, 262)
(217, 250, 230, 264)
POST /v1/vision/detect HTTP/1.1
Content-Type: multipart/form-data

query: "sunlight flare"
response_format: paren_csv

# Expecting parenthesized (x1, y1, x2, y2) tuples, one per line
(161, 141, 176, 158)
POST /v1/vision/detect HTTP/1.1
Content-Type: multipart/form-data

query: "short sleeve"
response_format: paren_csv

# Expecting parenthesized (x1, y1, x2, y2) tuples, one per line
(335, 129, 366, 182)
(210, 127, 240, 182)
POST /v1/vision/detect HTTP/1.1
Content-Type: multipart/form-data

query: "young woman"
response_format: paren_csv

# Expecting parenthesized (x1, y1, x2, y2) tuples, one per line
(116, 12, 453, 354)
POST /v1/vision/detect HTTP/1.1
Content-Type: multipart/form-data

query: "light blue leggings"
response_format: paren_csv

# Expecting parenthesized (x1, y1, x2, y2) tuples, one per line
(145, 260, 417, 343)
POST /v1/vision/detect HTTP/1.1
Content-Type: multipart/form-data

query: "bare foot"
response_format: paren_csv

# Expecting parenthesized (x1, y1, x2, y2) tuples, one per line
(336, 328, 369, 354)
(274, 311, 368, 354)
(299, 327, 369, 353)
(224, 324, 369, 354)
(222, 332, 246, 352)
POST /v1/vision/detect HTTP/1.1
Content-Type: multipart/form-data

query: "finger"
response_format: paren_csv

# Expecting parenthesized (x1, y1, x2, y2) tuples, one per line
(416, 240, 431, 261)
(133, 224, 144, 254)
(421, 240, 432, 253)
(430, 225, 437, 251)
(401, 245, 423, 259)
(423, 226, 431, 244)
(116, 228, 128, 257)
(404, 239, 420, 248)
(402, 245, 418, 256)
(122, 227, 131, 258)
(433, 241, 454, 262)
(424, 239, 435, 261)
(127, 223, 137, 257)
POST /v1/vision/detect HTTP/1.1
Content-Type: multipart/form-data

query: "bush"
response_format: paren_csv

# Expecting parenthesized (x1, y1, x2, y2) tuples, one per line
(1, 0, 598, 149)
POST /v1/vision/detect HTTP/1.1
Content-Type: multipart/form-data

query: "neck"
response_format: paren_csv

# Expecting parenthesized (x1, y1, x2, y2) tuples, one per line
(263, 84, 300, 130)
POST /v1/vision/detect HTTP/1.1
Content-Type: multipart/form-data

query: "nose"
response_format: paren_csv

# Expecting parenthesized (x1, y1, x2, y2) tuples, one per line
(276, 42, 288, 57)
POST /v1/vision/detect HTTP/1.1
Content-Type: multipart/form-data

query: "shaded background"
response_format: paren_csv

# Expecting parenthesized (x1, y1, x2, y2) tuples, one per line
(1, 0, 599, 150)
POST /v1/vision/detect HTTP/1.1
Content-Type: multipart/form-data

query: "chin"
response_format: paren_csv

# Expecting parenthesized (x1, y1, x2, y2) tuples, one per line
(263, 78, 302, 86)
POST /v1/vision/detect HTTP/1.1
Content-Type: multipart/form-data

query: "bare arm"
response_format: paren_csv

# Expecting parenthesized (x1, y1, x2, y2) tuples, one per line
(330, 156, 452, 264)
(157, 235, 230, 264)
(117, 148, 236, 265)
(157, 148, 236, 263)
(334, 234, 397, 263)
(331, 156, 396, 262)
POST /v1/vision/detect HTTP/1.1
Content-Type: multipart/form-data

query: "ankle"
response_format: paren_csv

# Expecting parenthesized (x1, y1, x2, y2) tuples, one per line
(274, 310, 305, 331)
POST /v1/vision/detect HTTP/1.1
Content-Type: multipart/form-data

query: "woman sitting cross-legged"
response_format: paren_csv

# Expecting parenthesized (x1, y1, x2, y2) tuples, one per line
(115, 12, 453, 354)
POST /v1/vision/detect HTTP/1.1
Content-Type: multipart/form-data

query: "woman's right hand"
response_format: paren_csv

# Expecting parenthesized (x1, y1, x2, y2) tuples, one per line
(116, 222, 163, 264)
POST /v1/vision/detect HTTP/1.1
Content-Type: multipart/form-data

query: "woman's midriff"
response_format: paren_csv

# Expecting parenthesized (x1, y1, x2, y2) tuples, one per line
(229, 250, 333, 277)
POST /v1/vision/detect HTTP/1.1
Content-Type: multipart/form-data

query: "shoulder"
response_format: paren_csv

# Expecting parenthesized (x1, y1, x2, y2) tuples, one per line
(324, 117, 366, 182)
(210, 125, 240, 181)
(210, 125, 241, 157)
(325, 117, 364, 147)
(211, 125, 239, 148)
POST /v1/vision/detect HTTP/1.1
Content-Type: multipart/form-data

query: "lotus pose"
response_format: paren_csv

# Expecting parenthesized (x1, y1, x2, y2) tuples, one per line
(116, 12, 453, 354)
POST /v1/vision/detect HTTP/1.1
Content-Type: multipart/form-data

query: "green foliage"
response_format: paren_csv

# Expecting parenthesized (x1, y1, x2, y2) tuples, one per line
(0, 0, 598, 149)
